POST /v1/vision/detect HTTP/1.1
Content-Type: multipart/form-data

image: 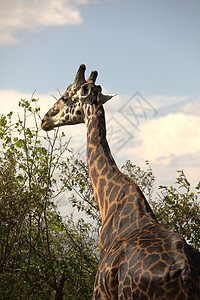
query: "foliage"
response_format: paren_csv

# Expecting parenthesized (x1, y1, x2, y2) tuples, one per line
(60, 155, 101, 227)
(151, 170, 200, 250)
(0, 96, 199, 299)
(121, 160, 155, 202)
(0, 98, 98, 300)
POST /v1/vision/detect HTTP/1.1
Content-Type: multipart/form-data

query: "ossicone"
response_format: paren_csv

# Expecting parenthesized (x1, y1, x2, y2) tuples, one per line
(73, 64, 86, 87)
(87, 70, 98, 84)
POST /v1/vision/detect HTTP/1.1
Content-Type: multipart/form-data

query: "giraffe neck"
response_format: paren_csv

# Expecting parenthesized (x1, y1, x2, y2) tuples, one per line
(85, 103, 157, 252)
(86, 103, 119, 222)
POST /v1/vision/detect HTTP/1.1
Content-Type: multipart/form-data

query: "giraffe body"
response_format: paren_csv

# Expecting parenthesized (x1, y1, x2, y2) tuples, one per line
(41, 64, 200, 299)
(95, 221, 199, 299)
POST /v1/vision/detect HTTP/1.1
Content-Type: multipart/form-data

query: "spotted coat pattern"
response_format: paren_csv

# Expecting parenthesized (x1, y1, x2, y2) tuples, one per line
(87, 103, 200, 300)
(41, 65, 200, 300)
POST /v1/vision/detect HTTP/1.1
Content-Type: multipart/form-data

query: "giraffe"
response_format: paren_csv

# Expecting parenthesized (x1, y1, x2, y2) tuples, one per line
(41, 64, 200, 299)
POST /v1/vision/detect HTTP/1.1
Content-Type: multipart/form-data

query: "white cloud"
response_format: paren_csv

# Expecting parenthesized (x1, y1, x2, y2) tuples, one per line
(100, 95, 200, 187)
(0, 89, 53, 116)
(0, 33, 19, 46)
(0, 0, 88, 46)
(120, 112, 200, 164)
(179, 95, 200, 116)
(1, 89, 199, 189)
(114, 111, 200, 187)
(147, 94, 189, 115)
(138, 113, 200, 163)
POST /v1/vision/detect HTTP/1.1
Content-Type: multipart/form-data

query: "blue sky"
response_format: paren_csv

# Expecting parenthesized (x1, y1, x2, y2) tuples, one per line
(1, 0, 200, 96)
(0, 0, 200, 195)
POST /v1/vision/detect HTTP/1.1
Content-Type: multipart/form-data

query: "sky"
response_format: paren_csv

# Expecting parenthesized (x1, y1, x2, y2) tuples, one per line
(0, 0, 200, 211)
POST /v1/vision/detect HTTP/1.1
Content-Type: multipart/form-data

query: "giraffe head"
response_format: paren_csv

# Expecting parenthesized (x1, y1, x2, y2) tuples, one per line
(41, 64, 116, 131)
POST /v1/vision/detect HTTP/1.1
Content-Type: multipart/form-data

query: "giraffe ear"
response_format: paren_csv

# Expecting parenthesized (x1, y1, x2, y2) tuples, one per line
(101, 93, 117, 104)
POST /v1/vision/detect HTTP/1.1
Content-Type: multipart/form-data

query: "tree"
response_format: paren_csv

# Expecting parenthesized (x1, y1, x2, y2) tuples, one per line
(60, 154, 101, 227)
(152, 171, 200, 251)
(0, 97, 98, 299)
(121, 160, 155, 203)
(0, 97, 199, 299)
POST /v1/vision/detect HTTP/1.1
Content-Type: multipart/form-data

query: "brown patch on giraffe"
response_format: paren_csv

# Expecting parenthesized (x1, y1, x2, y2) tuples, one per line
(90, 167, 98, 186)
(101, 165, 109, 176)
(106, 182, 114, 197)
(41, 64, 200, 299)
(109, 185, 120, 204)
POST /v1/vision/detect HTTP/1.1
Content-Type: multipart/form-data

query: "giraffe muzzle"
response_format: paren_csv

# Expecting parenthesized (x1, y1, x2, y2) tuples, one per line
(41, 119, 54, 131)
